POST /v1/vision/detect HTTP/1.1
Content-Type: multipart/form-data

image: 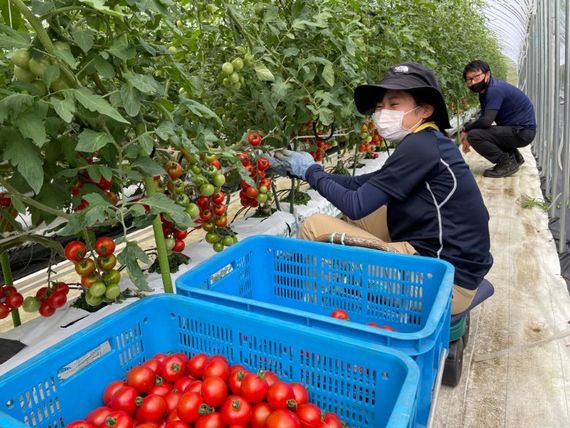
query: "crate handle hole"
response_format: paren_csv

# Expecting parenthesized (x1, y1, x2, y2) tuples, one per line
(5, 399, 13, 409)
(382, 371, 389, 380)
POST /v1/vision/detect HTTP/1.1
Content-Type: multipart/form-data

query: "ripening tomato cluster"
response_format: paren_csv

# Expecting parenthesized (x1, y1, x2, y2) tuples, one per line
(330, 309, 397, 331)
(358, 120, 383, 158)
(238, 136, 273, 209)
(67, 351, 344, 428)
(309, 139, 333, 162)
(160, 216, 188, 254)
(24, 281, 70, 317)
(64, 237, 121, 307)
(0, 284, 24, 320)
(71, 160, 119, 211)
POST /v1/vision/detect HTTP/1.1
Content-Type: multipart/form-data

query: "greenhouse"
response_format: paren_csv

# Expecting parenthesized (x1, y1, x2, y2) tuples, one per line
(0, 0, 568, 427)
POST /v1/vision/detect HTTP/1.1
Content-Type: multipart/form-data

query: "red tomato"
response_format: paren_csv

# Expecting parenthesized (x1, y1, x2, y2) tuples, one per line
(267, 382, 296, 410)
(165, 161, 184, 180)
(164, 422, 189, 428)
(211, 191, 225, 205)
(46, 291, 67, 309)
(247, 131, 262, 147)
(173, 376, 195, 393)
(263, 371, 280, 387)
(330, 309, 349, 320)
(367, 322, 380, 328)
(379, 325, 396, 331)
(94, 236, 116, 257)
(250, 402, 272, 428)
(53, 282, 69, 295)
(134, 423, 159, 428)
(195, 413, 224, 428)
(173, 229, 188, 240)
(148, 383, 171, 397)
(187, 353, 208, 379)
(161, 355, 186, 383)
(85, 406, 112, 426)
(256, 157, 270, 171)
(201, 376, 228, 407)
(66, 422, 94, 428)
(176, 392, 206, 424)
(100, 410, 134, 428)
(103, 381, 125, 405)
(64, 241, 87, 262)
(35, 286, 49, 301)
(265, 410, 301, 428)
(109, 386, 138, 414)
(212, 204, 226, 217)
(127, 366, 156, 394)
(220, 396, 252, 426)
(321, 413, 343, 428)
(0, 303, 9, 319)
(152, 353, 168, 364)
(142, 358, 161, 373)
(203, 357, 230, 381)
(185, 380, 202, 393)
(296, 403, 321, 428)
(136, 395, 167, 423)
(6, 292, 23, 309)
(196, 196, 210, 211)
(290, 383, 309, 405)
(164, 390, 182, 414)
(228, 369, 246, 395)
(173, 240, 185, 253)
(39, 302, 55, 317)
(240, 372, 268, 404)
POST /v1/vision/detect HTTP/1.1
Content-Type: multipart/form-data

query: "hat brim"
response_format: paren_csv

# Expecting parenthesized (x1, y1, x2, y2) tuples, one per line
(354, 84, 452, 130)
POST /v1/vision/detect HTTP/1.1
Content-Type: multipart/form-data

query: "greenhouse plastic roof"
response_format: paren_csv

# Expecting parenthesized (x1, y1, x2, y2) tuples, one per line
(483, 0, 534, 61)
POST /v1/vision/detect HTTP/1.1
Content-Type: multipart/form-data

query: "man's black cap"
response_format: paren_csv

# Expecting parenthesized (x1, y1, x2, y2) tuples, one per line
(354, 62, 452, 130)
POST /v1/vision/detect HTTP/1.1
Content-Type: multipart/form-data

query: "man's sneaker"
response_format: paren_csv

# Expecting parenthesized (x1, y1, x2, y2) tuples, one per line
(512, 149, 525, 166)
(483, 155, 520, 178)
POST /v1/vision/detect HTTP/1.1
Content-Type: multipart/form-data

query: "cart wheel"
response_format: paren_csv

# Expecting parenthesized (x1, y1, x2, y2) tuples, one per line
(462, 313, 471, 347)
(442, 338, 464, 387)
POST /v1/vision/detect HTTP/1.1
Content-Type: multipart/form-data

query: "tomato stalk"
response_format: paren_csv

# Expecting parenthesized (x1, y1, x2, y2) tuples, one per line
(0, 252, 21, 327)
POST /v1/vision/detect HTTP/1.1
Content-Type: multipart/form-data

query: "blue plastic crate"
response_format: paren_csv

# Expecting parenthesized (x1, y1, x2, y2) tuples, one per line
(176, 235, 454, 427)
(0, 294, 419, 428)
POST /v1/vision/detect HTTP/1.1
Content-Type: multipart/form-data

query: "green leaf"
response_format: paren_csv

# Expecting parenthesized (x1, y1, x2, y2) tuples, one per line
(15, 102, 49, 148)
(322, 64, 335, 87)
(4, 135, 44, 193)
(76, 129, 115, 152)
(283, 47, 300, 58)
(254, 63, 275, 82)
(271, 79, 290, 103)
(108, 34, 136, 61)
(125, 73, 159, 95)
(72, 29, 94, 53)
(1, 2, 23, 30)
(181, 99, 222, 125)
(42, 64, 60, 88)
(79, 0, 123, 17)
(318, 107, 334, 126)
(0, 94, 34, 123)
(117, 242, 152, 291)
(73, 88, 129, 124)
(51, 94, 76, 123)
(155, 122, 176, 140)
(137, 193, 192, 229)
(128, 204, 146, 217)
(54, 46, 77, 69)
(93, 56, 115, 79)
(0, 24, 30, 49)
(82, 193, 115, 226)
(120, 83, 141, 117)
(58, 212, 87, 236)
(138, 133, 155, 155)
(132, 156, 164, 176)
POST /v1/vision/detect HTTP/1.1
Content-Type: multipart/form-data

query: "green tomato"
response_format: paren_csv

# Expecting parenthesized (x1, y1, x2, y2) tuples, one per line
(212, 173, 226, 187)
(89, 281, 107, 298)
(51, 77, 70, 92)
(192, 175, 207, 186)
(54, 41, 71, 53)
(105, 284, 121, 300)
(256, 193, 268, 204)
(222, 78, 231, 87)
(11, 48, 30, 69)
(221, 62, 234, 75)
(165, 238, 175, 250)
(231, 82, 242, 91)
(230, 72, 240, 84)
(185, 202, 200, 219)
(258, 185, 268, 194)
(102, 269, 121, 285)
(85, 292, 103, 307)
(168, 46, 178, 54)
(231, 58, 244, 72)
(213, 242, 224, 252)
(202, 221, 215, 232)
(205, 231, 220, 244)
(176, 193, 190, 206)
(191, 165, 202, 175)
(206, 4, 219, 13)
(244, 53, 254, 66)
(176, 20, 184, 28)
(13, 65, 34, 82)
(222, 235, 235, 247)
(31, 80, 48, 96)
(28, 57, 50, 77)
(22, 296, 41, 313)
(199, 183, 215, 196)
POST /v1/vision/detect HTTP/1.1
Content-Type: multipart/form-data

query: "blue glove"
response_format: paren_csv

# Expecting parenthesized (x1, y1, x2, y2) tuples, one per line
(265, 153, 289, 177)
(273, 149, 315, 180)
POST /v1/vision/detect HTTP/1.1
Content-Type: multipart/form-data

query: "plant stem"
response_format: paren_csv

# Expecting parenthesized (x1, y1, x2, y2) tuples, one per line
(0, 252, 21, 327)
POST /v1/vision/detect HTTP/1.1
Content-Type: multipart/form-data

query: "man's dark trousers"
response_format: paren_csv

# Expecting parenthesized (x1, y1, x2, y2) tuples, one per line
(466, 126, 536, 163)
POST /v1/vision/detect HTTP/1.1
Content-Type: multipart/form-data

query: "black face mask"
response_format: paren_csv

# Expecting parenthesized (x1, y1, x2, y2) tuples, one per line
(469, 79, 488, 93)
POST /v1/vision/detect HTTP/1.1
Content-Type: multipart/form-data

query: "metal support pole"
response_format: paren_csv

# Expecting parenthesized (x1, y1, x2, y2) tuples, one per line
(550, 0, 561, 216)
(559, 0, 570, 252)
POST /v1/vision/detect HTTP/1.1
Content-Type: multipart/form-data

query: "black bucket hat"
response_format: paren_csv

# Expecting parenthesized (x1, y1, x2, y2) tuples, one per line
(354, 62, 452, 130)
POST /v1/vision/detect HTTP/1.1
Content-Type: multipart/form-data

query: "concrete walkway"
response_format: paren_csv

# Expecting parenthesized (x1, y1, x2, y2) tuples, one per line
(433, 146, 570, 427)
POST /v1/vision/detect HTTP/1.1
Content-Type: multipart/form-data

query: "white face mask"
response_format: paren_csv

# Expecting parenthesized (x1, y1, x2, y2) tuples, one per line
(372, 107, 421, 144)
